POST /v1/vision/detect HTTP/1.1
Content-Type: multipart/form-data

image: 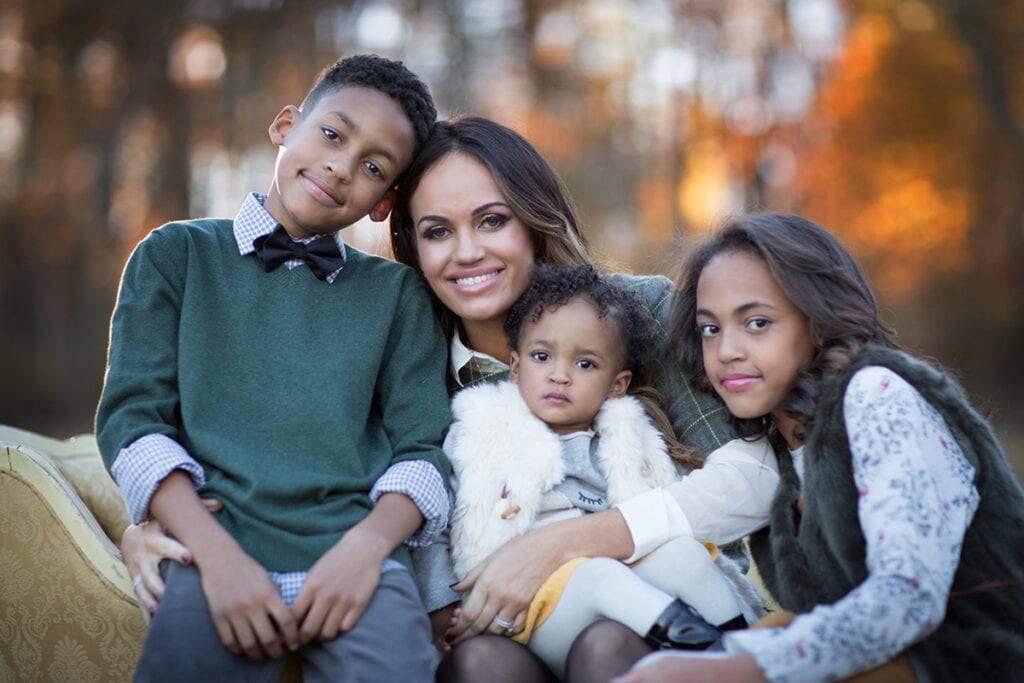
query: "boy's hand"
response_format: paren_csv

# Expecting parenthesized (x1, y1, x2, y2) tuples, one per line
(429, 604, 460, 651)
(197, 543, 299, 660)
(291, 525, 385, 644)
(291, 492, 424, 645)
(147, 470, 299, 659)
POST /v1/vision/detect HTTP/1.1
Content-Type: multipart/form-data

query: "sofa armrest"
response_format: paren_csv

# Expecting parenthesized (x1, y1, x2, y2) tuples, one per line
(0, 425, 130, 544)
(0, 436, 145, 681)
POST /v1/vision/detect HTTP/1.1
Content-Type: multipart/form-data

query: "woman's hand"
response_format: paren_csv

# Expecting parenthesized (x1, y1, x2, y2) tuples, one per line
(122, 520, 189, 623)
(446, 508, 634, 643)
(122, 498, 223, 623)
(446, 526, 567, 643)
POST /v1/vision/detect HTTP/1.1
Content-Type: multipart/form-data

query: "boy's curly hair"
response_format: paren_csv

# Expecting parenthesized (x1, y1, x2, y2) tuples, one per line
(302, 54, 436, 158)
(504, 263, 657, 380)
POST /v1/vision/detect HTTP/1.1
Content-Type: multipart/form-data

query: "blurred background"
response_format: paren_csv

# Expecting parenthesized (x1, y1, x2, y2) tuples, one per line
(1, 0, 1021, 476)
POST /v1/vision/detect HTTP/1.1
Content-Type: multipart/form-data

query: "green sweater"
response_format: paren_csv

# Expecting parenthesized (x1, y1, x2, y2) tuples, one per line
(97, 218, 452, 572)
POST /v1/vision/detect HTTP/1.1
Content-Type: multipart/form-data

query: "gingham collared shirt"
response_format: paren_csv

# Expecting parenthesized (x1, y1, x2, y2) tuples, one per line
(233, 191, 348, 283)
(110, 193, 448, 603)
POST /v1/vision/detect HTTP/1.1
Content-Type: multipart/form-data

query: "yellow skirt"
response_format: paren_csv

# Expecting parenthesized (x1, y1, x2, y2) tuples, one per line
(511, 541, 721, 644)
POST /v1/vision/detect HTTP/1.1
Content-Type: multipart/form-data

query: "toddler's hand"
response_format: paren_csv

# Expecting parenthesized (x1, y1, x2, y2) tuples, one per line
(429, 604, 461, 651)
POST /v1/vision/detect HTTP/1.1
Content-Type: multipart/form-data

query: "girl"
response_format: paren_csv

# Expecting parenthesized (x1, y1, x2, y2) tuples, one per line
(619, 213, 1024, 682)
(417, 263, 766, 678)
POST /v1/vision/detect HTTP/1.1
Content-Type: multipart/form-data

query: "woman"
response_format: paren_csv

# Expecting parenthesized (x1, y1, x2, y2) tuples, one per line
(125, 117, 780, 682)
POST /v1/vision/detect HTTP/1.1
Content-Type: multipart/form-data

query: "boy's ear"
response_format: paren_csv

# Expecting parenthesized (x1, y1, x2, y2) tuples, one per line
(369, 189, 397, 222)
(269, 105, 301, 146)
(509, 351, 521, 383)
(608, 370, 632, 398)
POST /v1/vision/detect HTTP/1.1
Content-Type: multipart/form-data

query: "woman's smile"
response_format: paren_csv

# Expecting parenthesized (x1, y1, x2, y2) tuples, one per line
(451, 268, 503, 289)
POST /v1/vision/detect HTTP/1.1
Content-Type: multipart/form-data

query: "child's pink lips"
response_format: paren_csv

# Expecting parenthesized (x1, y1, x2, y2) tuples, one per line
(544, 393, 570, 404)
(720, 374, 759, 391)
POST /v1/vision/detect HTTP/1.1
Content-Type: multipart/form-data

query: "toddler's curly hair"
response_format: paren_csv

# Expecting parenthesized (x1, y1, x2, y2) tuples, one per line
(504, 263, 658, 383)
(505, 263, 701, 468)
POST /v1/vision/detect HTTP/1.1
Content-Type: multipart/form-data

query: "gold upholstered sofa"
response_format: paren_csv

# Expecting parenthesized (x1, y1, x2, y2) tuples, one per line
(1, 425, 305, 682)
(0, 425, 144, 681)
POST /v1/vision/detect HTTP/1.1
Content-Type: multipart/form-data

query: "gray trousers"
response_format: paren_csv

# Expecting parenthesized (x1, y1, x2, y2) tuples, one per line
(135, 560, 434, 683)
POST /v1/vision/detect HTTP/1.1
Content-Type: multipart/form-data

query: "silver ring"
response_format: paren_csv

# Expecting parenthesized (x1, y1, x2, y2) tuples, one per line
(492, 615, 514, 631)
(132, 575, 143, 591)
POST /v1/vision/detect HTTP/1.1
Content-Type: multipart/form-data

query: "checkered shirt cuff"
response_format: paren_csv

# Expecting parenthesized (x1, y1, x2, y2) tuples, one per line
(110, 434, 207, 524)
(370, 460, 449, 547)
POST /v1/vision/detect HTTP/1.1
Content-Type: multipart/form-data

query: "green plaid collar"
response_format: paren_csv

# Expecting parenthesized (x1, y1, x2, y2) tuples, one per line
(450, 329, 510, 388)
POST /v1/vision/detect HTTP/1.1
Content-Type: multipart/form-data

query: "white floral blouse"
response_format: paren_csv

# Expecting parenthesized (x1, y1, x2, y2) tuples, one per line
(724, 366, 980, 682)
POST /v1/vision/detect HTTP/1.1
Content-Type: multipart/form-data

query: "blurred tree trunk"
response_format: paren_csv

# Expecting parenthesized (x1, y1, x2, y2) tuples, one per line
(1, 0, 189, 434)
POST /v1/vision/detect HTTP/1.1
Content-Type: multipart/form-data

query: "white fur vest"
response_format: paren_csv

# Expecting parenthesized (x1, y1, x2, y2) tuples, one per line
(447, 381, 680, 579)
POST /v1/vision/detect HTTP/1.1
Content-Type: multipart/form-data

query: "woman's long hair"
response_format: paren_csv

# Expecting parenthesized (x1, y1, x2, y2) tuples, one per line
(668, 213, 898, 441)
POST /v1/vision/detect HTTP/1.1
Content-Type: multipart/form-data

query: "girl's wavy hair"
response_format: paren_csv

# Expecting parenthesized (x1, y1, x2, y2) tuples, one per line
(507, 263, 702, 469)
(389, 116, 591, 341)
(668, 213, 898, 441)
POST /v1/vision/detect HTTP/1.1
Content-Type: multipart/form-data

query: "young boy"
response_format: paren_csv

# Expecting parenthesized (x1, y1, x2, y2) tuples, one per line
(97, 54, 450, 682)
(416, 264, 767, 678)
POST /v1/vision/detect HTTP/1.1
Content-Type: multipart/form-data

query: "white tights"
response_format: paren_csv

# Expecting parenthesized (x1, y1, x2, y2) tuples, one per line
(527, 537, 760, 678)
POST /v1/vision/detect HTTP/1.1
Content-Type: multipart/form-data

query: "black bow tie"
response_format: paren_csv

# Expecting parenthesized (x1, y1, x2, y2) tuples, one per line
(253, 225, 345, 281)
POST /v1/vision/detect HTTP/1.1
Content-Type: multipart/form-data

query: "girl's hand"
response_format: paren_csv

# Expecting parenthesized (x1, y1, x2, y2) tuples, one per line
(121, 497, 223, 623)
(612, 652, 766, 683)
(446, 509, 633, 643)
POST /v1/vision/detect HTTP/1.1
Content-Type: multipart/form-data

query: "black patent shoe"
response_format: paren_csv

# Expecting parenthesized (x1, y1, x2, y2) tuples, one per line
(643, 599, 730, 651)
